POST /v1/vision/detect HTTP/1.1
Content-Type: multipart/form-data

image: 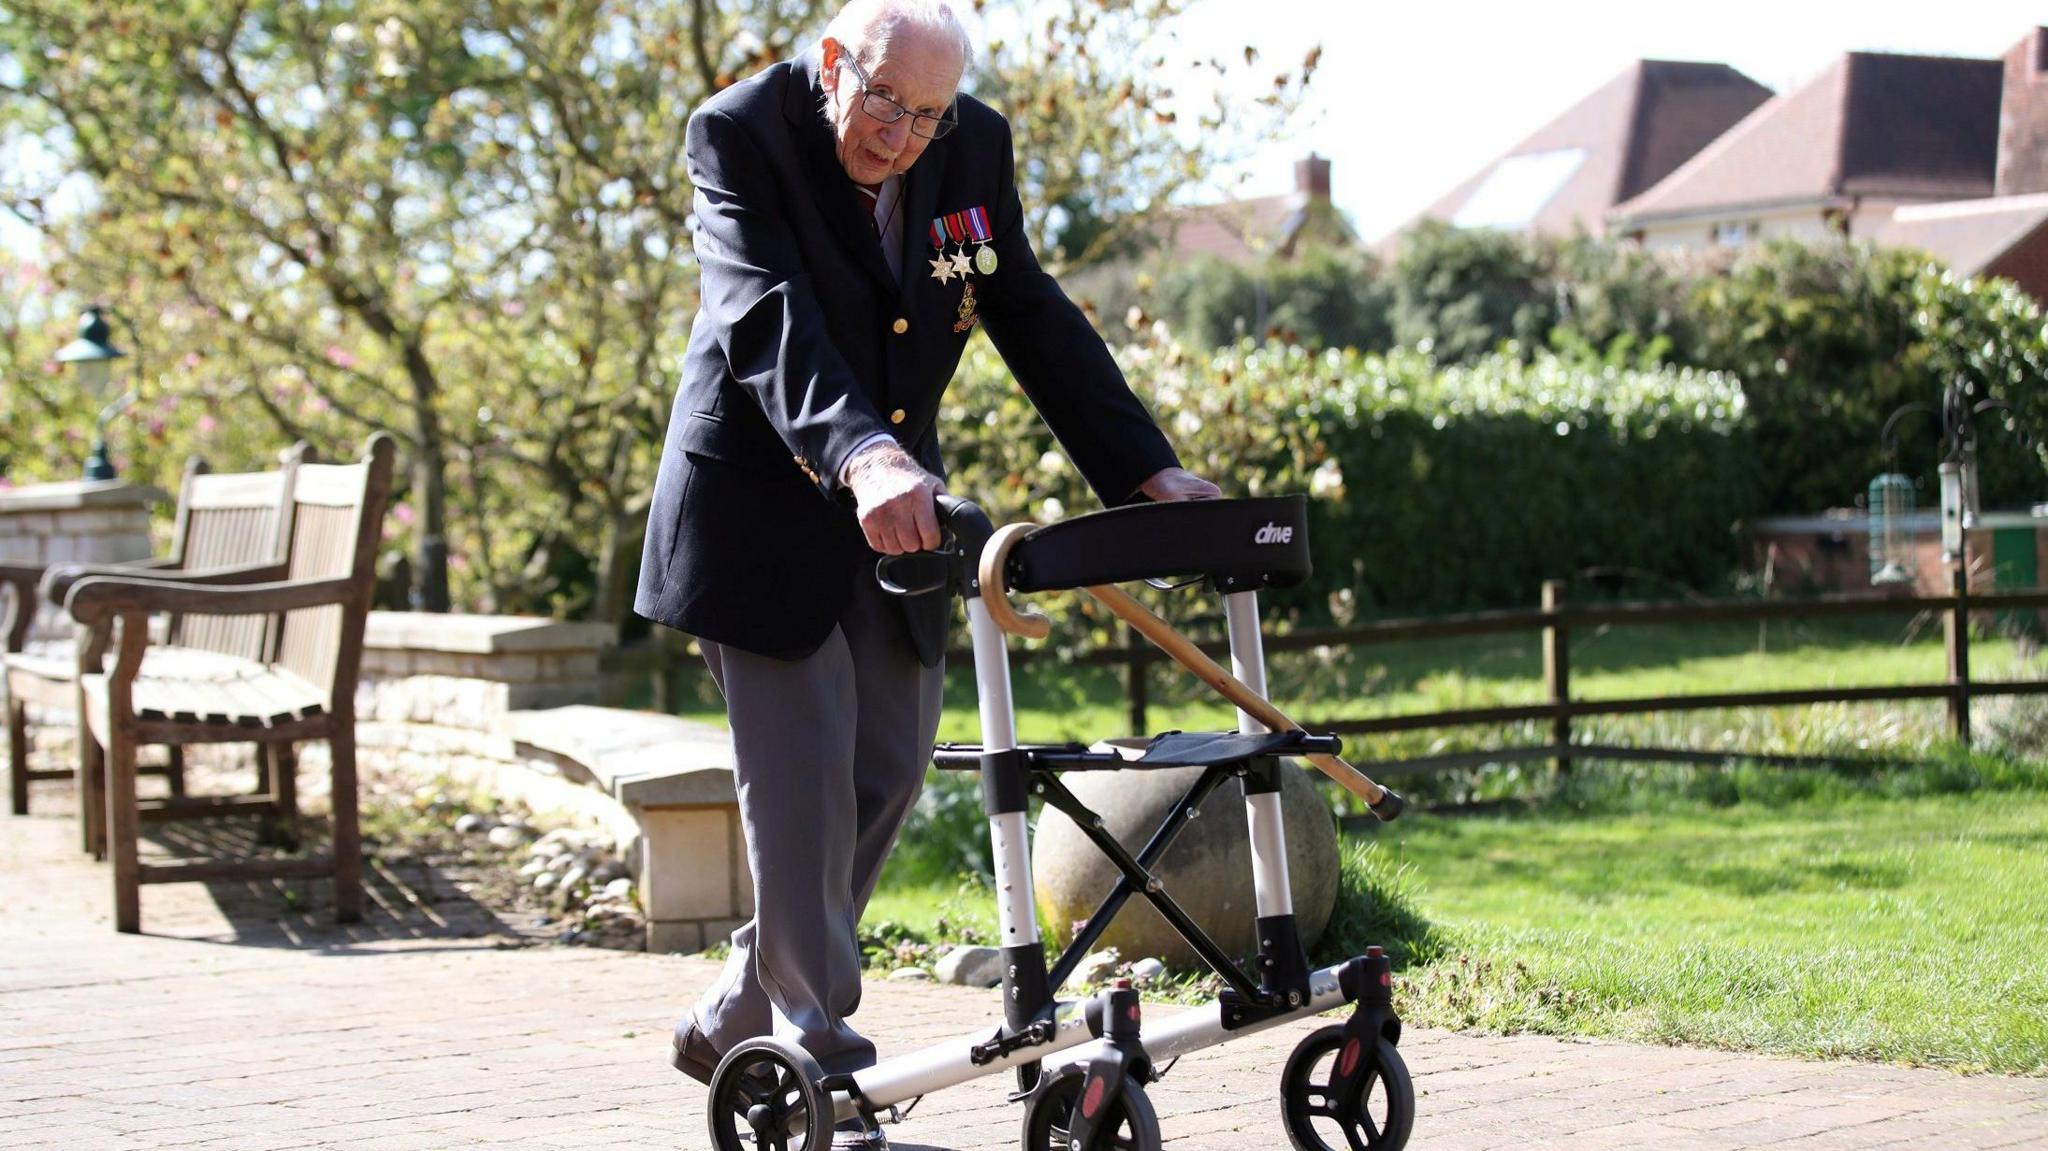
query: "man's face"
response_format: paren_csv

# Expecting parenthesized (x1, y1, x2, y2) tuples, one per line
(821, 30, 962, 185)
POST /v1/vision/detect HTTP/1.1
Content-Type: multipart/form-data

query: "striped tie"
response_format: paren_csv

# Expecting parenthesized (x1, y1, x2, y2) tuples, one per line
(855, 182, 883, 235)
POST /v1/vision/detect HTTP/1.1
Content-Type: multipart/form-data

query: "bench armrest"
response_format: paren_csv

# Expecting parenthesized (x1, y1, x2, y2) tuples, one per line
(39, 558, 276, 605)
(65, 574, 360, 626)
(0, 563, 44, 652)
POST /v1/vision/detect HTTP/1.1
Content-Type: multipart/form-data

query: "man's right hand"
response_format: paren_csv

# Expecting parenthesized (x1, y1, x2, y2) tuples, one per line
(845, 443, 946, 555)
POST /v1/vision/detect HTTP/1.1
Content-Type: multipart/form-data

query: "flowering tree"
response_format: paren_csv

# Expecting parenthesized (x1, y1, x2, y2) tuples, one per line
(0, 0, 1301, 618)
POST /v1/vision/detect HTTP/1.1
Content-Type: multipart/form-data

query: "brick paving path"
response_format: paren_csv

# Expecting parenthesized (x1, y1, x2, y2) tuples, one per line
(3, 808, 2045, 1150)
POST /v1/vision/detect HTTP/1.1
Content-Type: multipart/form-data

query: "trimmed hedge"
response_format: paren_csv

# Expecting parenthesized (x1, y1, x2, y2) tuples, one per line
(943, 338, 1757, 626)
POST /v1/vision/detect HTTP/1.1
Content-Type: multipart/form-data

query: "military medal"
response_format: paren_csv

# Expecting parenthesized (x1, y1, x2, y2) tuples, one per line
(930, 206, 999, 279)
(953, 280, 979, 332)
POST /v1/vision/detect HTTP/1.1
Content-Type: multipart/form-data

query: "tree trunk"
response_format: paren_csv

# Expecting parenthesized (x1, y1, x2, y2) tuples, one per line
(404, 345, 452, 614)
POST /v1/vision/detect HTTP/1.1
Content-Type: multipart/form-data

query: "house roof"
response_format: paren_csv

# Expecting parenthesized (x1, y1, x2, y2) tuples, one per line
(1873, 192, 2048, 275)
(1158, 194, 1312, 263)
(1396, 59, 1771, 241)
(1612, 52, 2004, 226)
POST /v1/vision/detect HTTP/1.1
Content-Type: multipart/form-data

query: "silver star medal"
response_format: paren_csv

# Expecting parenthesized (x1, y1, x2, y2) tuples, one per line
(949, 250, 974, 279)
(929, 253, 956, 284)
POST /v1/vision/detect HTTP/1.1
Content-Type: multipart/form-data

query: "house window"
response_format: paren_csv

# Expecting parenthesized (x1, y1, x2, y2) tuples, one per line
(1709, 219, 1757, 246)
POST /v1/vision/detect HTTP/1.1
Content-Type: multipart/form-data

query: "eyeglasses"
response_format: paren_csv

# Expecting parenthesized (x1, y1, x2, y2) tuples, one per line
(836, 51, 958, 140)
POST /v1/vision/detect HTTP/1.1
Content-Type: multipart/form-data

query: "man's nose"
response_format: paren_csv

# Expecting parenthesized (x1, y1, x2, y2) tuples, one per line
(879, 116, 913, 149)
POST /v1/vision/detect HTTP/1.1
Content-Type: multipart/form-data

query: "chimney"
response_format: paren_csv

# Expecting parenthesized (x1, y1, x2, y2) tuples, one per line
(1996, 27, 2048, 196)
(1295, 153, 1332, 201)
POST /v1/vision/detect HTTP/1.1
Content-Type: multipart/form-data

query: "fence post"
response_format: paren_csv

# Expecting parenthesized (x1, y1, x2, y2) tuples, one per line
(1946, 566, 1971, 745)
(1542, 579, 1572, 773)
(1125, 624, 1150, 737)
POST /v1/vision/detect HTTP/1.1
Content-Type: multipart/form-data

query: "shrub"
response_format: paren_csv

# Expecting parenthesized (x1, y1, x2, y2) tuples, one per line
(943, 336, 1756, 628)
(1389, 220, 1556, 364)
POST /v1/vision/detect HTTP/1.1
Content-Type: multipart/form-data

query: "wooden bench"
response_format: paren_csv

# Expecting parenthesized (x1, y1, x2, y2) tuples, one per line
(4, 450, 303, 852)
(61, 433, 395, 933)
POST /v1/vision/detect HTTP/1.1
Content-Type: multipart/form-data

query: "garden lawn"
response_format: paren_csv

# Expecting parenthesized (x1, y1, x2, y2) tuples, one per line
(1337, 786, 2048, 1073)
(867, 785, 2048, 1073)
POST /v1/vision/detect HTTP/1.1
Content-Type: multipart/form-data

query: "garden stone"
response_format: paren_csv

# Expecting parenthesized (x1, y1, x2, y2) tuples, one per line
(486, 824, 529, 850)
(518, 858, 550, 878)
(558, 864, 590, 894)
(1033, 763, 1340, 968)
(602, 877, 635, 902)
(454, 813, 491, 835)
(533, 872, 558, 892)
(1128, 957, 1166, 985)
(1061, 949, 1120, 992)
(888, 967, 933, 982)
(591, 860, 628, 885)
(934, 946, 1005, 989)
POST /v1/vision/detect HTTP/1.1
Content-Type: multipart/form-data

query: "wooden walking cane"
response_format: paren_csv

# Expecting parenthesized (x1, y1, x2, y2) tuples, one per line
(979, 524, 1405, 820)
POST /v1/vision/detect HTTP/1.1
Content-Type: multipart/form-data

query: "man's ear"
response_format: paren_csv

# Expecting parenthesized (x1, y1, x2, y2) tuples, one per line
(820, 38, 842, 93)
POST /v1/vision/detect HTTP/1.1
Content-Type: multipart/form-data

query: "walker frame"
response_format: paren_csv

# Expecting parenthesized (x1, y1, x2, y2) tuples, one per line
(705, 495, 1413, 1151)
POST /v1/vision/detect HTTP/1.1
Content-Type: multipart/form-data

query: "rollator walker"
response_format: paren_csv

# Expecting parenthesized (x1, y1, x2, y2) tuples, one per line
(704, 494, 1414, 1151)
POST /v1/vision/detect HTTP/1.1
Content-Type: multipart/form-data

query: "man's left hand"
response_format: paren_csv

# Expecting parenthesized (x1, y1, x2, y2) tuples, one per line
(1138, 467, 1222, 502)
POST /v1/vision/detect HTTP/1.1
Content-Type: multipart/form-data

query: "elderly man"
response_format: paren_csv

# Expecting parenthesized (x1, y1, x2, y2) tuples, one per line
(635, 0, 1216, 1141)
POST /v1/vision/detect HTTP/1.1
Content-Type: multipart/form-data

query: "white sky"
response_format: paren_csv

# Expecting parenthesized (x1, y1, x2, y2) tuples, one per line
(6, 1, 2041, 259)
(1171, 0, 2048, 241)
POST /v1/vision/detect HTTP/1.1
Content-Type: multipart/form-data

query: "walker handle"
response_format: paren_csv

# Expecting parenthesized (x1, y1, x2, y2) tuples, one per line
(978, 522, 1052, 639)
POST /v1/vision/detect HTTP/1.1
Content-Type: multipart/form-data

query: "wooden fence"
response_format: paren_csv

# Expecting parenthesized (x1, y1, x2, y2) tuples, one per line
(606, 575, 2048, 777)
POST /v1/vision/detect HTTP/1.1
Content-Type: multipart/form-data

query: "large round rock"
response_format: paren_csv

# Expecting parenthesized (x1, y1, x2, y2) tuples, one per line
(1032, 764, 1340, 969)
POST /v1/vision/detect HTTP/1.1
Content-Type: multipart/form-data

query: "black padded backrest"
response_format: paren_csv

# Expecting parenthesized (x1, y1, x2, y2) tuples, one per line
(1005, 495, 1311, 594)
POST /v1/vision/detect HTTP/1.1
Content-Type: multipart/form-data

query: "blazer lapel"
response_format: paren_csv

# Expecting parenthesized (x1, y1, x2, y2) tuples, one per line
(899, 146, 946, 297)
(784, 54, 898, 293)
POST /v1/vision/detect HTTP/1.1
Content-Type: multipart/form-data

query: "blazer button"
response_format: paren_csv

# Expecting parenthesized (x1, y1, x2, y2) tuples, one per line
(889, 408, 906, 425)
(892, 317, 909, 334)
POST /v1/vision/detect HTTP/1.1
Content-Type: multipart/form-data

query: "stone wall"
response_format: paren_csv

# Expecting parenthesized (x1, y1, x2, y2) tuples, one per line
(357, 613, 613, 730)
(349, 612, 745, 953)
(0, 480, 164, 643)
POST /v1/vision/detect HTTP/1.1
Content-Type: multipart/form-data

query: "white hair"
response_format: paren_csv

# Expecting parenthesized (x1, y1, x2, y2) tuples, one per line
(821, 0, 973, 72)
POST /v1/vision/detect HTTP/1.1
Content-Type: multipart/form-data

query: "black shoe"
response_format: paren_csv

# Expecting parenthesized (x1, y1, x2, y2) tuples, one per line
(831, 1123, 890, 1150)
(670, 1019, 722, 1086)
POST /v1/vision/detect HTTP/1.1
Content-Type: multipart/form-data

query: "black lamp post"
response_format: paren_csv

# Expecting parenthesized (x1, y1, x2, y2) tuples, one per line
(53, 306, 139, 482)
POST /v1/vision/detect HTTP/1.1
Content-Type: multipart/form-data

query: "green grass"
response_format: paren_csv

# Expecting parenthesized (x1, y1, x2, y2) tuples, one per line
(864, 757, 2048, 1073)
(1343, 783, 2048, 1073)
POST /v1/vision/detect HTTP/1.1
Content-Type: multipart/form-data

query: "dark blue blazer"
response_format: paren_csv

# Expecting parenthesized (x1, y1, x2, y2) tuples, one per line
(635, 53, 1179, 665)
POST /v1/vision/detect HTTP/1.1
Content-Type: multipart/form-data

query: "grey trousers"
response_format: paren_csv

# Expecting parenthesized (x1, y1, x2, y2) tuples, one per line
(689, 569, 945, 1075)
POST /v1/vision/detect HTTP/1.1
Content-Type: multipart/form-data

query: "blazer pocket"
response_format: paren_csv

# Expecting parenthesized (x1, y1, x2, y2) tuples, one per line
(676, 410, 806, 482)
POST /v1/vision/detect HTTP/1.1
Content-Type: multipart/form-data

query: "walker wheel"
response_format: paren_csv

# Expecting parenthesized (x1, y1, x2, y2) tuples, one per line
(1021, 1065, 1161, 1151)
(1279, 1025, 1414, 1151)
(705, 1037, 830, 1151)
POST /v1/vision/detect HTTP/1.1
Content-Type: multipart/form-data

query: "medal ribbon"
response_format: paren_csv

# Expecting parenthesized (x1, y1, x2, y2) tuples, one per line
(932, 208, 993, 248)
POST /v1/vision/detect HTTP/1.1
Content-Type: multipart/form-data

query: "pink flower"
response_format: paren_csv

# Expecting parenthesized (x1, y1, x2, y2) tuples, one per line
(394, 504, 416, 526)
(324, 345, 357, 370)
(198, 415, 217, 434)
(308, 395, 331, 413)
(183, 352, 202, 370)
